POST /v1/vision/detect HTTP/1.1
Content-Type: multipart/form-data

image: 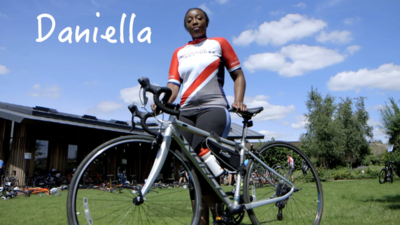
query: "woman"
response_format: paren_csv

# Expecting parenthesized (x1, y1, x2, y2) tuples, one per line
(154, 8, 247, 224)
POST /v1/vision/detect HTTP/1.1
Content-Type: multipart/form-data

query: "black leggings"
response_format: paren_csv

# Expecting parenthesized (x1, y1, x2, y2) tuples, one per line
(179, 107, 231, 195)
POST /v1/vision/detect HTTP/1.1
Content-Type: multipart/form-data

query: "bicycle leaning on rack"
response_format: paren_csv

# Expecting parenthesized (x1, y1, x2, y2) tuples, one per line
(379, 161, 395, 184)
(66, 77, 324, 225)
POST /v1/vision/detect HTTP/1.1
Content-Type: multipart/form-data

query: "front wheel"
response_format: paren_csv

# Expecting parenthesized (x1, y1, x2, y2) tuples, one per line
(66, 135, 202, 225)
(243, 141, 324, 225)
(379, 169, 387, 184)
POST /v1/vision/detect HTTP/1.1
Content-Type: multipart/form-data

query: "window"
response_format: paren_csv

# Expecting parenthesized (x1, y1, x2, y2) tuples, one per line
(34, 140, 49, 173)
(66, 145, 78, 172)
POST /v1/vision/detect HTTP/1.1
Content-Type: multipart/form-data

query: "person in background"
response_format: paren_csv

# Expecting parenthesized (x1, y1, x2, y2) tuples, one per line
(287, 154, 294, 183)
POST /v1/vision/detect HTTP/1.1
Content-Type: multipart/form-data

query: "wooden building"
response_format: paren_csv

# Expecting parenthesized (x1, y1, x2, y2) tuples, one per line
(0, 101, 264, 186)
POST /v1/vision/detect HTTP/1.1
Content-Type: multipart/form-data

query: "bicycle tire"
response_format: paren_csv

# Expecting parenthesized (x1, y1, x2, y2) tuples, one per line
(33, 177, 44, 187)
(379, 169, 387, 184)
(243, 141, 324, 225)
(67, 135, 202, 225)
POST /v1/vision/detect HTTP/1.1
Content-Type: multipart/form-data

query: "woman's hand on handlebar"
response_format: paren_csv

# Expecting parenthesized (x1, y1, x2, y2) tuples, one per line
(151, 103, 160, 115)
(231, 102, 247, 112)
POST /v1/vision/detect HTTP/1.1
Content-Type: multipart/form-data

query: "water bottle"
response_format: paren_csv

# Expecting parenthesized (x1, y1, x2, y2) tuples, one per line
(199, 147, 224, 177)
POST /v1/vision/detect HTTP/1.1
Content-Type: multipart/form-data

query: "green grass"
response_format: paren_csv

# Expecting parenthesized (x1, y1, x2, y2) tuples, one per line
(1, 179, 399, 224)
(321, 179, 400, 225)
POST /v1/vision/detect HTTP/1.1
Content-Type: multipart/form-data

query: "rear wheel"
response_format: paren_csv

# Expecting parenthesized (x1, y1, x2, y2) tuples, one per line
(243, 141, 324, 225)
(33, 177, 44, 187)
(67, 135, 201, 225)
(379, 169, 387, 184)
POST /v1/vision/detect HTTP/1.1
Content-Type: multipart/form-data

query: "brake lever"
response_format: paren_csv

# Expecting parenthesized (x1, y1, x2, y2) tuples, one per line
(128, 103, 138, 131)
(142, 87, 148, 106)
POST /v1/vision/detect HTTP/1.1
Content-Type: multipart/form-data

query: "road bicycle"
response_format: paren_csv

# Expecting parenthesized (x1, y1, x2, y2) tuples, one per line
(379, 161, 395, 184)
(67, 77, 324, 225)
(32, 169, 63, 188)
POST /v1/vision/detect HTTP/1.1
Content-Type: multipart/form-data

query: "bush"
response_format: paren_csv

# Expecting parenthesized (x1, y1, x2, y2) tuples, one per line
(364, 167, 380, 179)
(295, 165, 384, 182)
(332, 168, 353, 180)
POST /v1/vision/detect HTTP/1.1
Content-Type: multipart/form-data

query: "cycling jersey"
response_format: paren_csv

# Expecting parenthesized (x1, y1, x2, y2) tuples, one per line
(288, 156, 294, 169)
(168, 36, 241, 110)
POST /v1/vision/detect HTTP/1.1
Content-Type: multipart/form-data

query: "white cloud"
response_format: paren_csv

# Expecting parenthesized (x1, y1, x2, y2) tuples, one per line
(342, 17, 361, 25)
(119, 84, 157, 107)
(374, 104, 384, 111)
(243, 44, 345, 76)
(91, 0, 100, 8)
(327, 63, 400, 91)
(95, 101, 124, 113)
(316, 30, 352, 44)
(28, 84, 62, 98)
(227, 95, 296, 121)
(291, 115, 307, 129)
(86, 101, 124, 116)
(270, 11, 285, 16)
(293, 2, 306, 8)
(258, 130, 287, 141)
(346, 45, 361, 55)
(233, 14, 326, 46)
(0, 65, 10, 75)
(199, 4, 213, 15)
(368, 118, 387, 143)
(216, 0, 229, 4)
(84, 80, 99, 86)
(317, 0, 344, 11)
(120, 84, 143, 104)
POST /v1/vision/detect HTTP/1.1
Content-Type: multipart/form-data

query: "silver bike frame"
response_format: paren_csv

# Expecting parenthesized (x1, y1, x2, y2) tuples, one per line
(140, 114, 295, 212)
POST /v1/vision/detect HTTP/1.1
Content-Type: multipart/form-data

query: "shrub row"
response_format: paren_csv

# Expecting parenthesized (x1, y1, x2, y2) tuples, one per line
(295, 165, 391, 182)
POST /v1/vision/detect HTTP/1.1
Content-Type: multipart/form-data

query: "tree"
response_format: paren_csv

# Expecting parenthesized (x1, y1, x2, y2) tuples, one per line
(336, 97, 373, 168)
(301, 88, 373, 169)
(300, 87, 342, 169)
(379, 97, 400, 149)
(379, 98, 400, 176)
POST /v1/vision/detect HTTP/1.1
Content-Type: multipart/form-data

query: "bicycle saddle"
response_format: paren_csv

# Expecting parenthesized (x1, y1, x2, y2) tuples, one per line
(229, 107, 264, 119)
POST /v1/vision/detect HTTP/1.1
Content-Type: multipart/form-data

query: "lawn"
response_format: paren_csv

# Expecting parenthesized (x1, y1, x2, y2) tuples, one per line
(0, 178, 399, 224)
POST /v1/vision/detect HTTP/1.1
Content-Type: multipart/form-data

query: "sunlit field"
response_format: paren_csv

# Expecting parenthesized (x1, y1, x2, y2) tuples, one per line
(1, 179, 399, 224)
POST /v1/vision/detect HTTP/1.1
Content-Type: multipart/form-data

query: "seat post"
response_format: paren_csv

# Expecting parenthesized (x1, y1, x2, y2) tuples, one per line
(241, 117, 251, 143)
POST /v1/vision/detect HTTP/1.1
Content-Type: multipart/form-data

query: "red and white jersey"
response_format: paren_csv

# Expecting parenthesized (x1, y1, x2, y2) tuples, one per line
(168, 37, 241, 110)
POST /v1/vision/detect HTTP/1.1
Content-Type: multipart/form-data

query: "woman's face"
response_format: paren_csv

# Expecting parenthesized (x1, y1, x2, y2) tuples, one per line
(185, 9, 207, 39)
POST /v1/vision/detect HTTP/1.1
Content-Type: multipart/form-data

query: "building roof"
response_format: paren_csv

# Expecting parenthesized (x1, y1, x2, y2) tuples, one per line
(0, 101, 264, 140)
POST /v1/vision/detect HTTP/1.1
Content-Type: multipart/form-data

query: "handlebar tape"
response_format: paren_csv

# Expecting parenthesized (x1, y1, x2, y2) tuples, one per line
(138, 77, 179, 115)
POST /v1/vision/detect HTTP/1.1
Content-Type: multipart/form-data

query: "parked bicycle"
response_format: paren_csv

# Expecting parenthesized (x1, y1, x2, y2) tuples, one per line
(67, 77, 323, 225)
(32, 169, 63, 188)
(379, 161, 395, 184)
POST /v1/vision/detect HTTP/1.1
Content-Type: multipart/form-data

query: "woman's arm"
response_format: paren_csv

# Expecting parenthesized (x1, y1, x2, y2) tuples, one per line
(230, 68, 247, 112)
(166, 83, 180, 103)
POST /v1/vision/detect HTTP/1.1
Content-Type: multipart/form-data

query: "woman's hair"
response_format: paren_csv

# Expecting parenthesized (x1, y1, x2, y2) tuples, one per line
(184, 8, 209, 30)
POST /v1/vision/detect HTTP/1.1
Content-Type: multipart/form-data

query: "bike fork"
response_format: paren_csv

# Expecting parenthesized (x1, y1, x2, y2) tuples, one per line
(139, 126, 173, 199)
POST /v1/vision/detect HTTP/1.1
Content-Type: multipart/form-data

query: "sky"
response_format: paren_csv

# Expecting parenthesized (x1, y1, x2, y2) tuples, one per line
(1, 0, 399, 143)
